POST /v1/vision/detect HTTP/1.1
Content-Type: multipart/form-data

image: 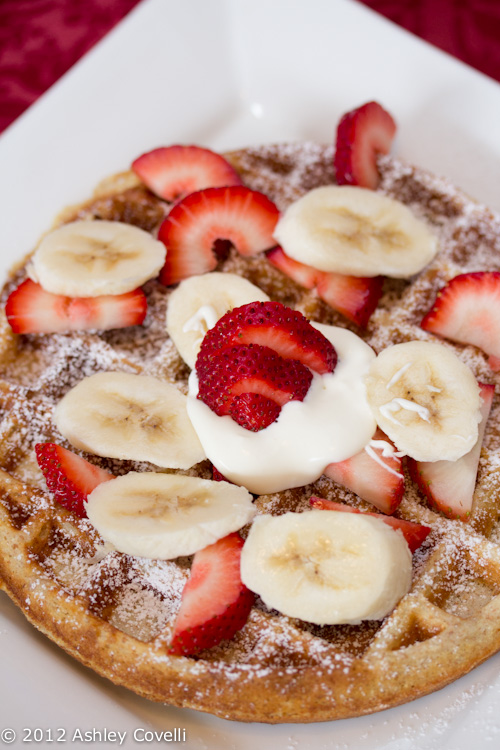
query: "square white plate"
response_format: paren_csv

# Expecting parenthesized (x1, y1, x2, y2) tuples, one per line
(1, 1, 500, 747)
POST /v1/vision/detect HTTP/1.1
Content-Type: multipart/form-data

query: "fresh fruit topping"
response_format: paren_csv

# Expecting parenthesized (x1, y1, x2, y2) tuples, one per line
(85, 473, 255, 560)
(132, 145, 242, 202)
(158, 186, 280, 285)
(54, 372, 206, 469)
(5, 279, 147, 335)
(228, 392, 282, 431)
(196, 301, 337, 375)
(29, 220, 165, 297)
(273, 185, 437, 279)
(188, 326, 377, 495)
(170, 532, 254, 656)
(421, 272, 500, 366)
(266, 245, 319, 289)
(489, 355, 500, 372)
(364, 341, 482, 462)
(165, 272, 269, 368)
(196, 343, 312, 418)
(408, 382, 495, 521)
(334, 101, 397, 189)
(324, 428, 404, 514)
(314, 268, 383, 328)
(240, 510, 412, 625)
(212, 465, 230, 482)
(35, 442, 114, 518)
(266, 246, 383, 327)
(309, 497, 431, 553)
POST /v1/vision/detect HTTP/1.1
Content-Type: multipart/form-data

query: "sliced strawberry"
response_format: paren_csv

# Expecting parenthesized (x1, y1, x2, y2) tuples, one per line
(229, 392, 281, 431)
(132, 145, 242, 202)
(334, 101, 397, 189)
(421, 272, 500, 366)
(266, 246, 319, 289)
(489, 355, 500, 372)
(197, 300, 336, 375)
(197, 343, 312, 417)
(315, 271, 384, 328)
(169, 532, 254, 656)
(35, 442, 114, 517)
(266, 247, 383, 327)
(309, 497, 431, 554)
(5, 279, 147, 334)
(212, 465, 231, 483)
(324, 429, 404, 514)
(158, 186, 280, 285)
(408, 382, 495, 521)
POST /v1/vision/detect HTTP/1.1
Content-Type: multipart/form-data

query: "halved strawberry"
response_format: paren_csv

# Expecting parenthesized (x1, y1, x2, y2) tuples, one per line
(197, 343, 312, 418)
(5, 279, 147, 334)
(421, 272, 500, 366)
(158, 186, 280, 285)
(131, 145, 242, 202)
(266, 247, 383, 327)
(408, 382, 495, 521)
(35, 442, 114, 518)
(197, 300, 336, 375)
(169, 532, 254, 656)
(229, 392, 281, 431)
(324, 429, 404, 514)
(309, 497, 431, 554)
(334, 101, 397, 189)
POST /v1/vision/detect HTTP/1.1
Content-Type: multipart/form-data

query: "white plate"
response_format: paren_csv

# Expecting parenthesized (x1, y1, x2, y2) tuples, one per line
(1, 0, 500, 746)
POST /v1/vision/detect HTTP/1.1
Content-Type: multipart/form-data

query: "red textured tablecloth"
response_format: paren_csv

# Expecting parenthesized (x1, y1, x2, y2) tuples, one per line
(1, 0, 499, 135)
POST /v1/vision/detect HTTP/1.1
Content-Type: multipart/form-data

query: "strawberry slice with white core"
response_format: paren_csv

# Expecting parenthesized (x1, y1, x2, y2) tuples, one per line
(266, 246, 319, 290)
(131, 145, 242, 202)
(35, 442, 114, 518)
(169, 532, 254, 656)
(334, 101, 397, 189)
(158, 186, 280, 285)
(324, 428, 404, 514)
(197, 300, 337, 375)
(266, 246, 383, 327)
(5, 279, 147, 334)
(421, 272, 500, 363)
(315, 269, 384, 328)
(408, 382, 495, 521)
(309, 497, 431, 554)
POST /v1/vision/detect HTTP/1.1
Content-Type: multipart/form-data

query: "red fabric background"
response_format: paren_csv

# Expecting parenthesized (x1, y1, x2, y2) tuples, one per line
(1, 0, 499, 135)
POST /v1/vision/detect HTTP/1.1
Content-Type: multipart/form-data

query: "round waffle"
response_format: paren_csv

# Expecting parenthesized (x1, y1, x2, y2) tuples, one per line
(0, 142, 500, 723)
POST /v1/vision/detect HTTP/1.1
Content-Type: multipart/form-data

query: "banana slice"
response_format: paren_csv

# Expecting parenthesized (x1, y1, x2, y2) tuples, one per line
(273, 185, 438, 278)
(364, 341, 481, 462)
(85, 472, 256, 559)
(166, 272, 269, 367)
(29, 220, 166, 297)
(240, 510, 412, 625)
(54, 372, 205, 468)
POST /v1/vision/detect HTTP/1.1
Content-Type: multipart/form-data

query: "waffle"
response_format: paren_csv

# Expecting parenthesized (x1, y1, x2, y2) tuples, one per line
(1, 142, 500, 723)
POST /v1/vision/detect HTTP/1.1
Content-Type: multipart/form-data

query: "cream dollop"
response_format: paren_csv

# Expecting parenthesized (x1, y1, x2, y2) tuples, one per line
(187, 324, 377, 494)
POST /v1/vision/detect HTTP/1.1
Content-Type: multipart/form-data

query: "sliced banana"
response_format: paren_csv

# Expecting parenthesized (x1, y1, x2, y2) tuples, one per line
(85, 472, 256, 559)
(240, 510, 412, 625)
(364, 341, 481, 462)
(54, 372, 205, 468)
(273, 185, 438, 278)
(29, 220, 166, 297)
(166, 272, 269, 368)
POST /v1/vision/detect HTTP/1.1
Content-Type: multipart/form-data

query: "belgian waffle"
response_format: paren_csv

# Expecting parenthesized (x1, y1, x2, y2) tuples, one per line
(1, 142, 500, 723)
